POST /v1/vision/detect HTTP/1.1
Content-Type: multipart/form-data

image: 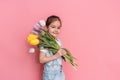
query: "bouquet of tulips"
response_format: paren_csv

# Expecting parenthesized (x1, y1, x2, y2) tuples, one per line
(27, 20, 78, 69)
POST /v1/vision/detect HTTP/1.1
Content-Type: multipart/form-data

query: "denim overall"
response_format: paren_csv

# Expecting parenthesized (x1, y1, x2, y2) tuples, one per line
(40, 39, 65, 80)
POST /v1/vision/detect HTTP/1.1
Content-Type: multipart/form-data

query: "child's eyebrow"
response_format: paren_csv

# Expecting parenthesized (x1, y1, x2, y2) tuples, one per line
(51, 25, 60, 28)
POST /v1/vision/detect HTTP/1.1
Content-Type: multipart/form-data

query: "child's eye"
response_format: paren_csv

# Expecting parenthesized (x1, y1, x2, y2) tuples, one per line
(57, 27, 60, 29)
(51, 26, 55, 28)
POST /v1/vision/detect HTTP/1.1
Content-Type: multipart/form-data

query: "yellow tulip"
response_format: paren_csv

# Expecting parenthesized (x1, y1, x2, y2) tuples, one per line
(27, 34, 38, 43)
(30, 39, 40, 45)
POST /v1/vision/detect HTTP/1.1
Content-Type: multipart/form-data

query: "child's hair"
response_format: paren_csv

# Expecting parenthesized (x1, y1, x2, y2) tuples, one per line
(46, 15, 62, 28)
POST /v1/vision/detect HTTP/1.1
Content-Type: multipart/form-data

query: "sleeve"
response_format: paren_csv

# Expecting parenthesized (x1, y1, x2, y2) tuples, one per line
(57, 38, 63, 48)
(39, 47, 47, 54)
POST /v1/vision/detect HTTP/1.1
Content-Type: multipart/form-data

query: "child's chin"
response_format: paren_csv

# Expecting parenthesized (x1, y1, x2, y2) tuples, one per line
(52, 35, 58, 38)
(53, 36, 57, 38)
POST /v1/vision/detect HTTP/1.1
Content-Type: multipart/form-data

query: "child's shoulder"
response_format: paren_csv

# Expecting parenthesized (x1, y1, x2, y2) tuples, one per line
(56, 38, 62, 42)
(56, 38, 62, 47)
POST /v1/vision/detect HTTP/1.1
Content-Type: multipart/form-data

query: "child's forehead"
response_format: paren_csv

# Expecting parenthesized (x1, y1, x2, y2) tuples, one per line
(50, 20, 61, 25)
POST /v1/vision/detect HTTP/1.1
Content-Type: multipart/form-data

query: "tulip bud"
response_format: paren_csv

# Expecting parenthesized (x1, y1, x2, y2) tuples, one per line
(29, 47, 35, 53)
(39, 20, 46, 27)
(30, 39, 40, 45)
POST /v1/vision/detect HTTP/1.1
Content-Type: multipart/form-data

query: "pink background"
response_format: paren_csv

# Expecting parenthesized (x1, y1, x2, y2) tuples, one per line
(0, 0, 120, 80)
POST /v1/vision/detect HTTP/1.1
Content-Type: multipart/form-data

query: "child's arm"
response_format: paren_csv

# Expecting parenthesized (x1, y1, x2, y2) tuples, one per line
(39, 49, 66, 63)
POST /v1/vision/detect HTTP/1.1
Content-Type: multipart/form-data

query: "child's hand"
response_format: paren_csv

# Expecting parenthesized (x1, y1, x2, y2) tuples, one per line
(54, 48, 67, 58)
(57, 48, 67, 56)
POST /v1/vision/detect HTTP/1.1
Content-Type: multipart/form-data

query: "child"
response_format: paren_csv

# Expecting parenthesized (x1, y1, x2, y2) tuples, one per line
(39, 15, 67, 80)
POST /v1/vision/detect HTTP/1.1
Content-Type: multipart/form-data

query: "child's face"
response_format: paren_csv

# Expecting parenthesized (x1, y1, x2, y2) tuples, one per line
(47, 20, 61, 38)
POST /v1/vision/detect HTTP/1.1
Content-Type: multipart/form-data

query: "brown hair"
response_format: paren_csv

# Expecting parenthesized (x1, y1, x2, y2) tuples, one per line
(46, 15, 62, 28)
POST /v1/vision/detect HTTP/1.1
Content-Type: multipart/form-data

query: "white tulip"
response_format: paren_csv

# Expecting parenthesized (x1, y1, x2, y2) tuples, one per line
(39, 20, 46, 26)
(28, 48, 35, 53)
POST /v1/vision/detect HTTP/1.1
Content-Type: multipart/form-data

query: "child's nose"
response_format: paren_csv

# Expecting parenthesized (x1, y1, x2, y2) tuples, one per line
(55, 29, 59, 32)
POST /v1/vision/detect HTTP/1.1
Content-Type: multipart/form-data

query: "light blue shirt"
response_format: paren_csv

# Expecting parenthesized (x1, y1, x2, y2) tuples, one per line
(40, 38, 63, 73)
(40, 38, 65, 80)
